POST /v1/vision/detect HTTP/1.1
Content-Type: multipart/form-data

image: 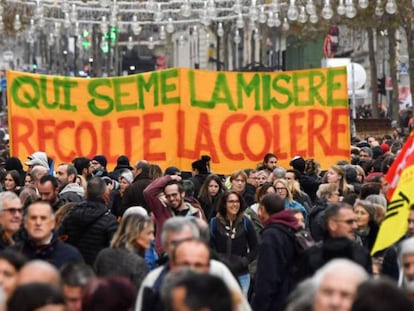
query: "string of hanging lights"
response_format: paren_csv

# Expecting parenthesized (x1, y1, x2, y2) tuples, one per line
(0, 0, 403, 75)
(0, 0, 401, 38)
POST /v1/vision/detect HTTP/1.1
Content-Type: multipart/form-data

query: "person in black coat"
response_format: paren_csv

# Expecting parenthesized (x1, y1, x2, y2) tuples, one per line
(57, 177, 118, 266)
(251, 193, 301, 311)
(308, 183, 341, 242)
(121, 161, 152, 215)
(209, 190, 258, 296)
(298, 202, 372, 281)
(10, 201, 83, 269)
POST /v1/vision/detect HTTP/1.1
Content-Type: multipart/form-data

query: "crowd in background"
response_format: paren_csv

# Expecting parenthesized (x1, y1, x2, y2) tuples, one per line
(0, 130, 412, 310)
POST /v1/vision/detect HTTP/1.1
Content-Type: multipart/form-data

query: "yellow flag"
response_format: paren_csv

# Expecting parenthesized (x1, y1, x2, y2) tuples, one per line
(371, 165, 414, 255)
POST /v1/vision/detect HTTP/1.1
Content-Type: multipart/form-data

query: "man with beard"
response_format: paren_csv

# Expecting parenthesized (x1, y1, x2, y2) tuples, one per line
(260, 153, 278, 176)
(55, 164, 84, 203)
(38, 175, 67, 212)
(143, 175, 205, 254)
(72, 157, 93, 181)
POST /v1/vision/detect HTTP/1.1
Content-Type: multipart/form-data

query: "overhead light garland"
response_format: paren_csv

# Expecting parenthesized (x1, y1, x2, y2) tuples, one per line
(0, 0, 408, 75)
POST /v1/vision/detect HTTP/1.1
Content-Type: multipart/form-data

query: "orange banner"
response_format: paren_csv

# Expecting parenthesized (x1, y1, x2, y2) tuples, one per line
(7, 67, 350, 173)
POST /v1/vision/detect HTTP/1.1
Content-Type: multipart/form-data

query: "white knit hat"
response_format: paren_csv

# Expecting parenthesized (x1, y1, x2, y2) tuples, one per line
(120, 170, 133, 184)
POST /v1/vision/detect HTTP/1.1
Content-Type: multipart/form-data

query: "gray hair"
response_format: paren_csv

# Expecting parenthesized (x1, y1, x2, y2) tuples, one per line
(0, 191, 20, 212)
(360, 147, 373, 158)
(272, 166, 287, 179)
(399, 237, 414, 264)
(30, 166, 48, 181)
(316, 183, 338, 201)
(123, 206, 148, 218)
(161, 217, 200, 249)
(365, 194, 387, 209)
(25, 201, 55, 220)
(285, 278, 317, 311)
(313, 258, 368, 288)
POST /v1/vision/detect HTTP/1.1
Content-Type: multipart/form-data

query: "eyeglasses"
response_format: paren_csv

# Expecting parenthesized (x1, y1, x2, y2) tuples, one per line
(2, 208, 23, 214)
(335, 218, 357, 225)
(275, 187, 287, 191)
(227, 200, 240, 204)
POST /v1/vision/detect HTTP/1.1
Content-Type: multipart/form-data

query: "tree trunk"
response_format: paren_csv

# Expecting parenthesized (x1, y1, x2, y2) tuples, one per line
(367, 28, 379, 118)
(388, 26, 399, 121)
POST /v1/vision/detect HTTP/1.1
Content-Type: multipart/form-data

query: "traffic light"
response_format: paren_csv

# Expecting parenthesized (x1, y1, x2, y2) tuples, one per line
(32, 59, 37, 73)
(377, 76, 386, 95)
(82, 30, 91, 49)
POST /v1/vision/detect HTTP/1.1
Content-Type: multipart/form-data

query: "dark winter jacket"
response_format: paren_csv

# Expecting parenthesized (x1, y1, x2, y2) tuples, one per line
(356, 221, 379, 253)
(251, 210, 301, 311)
(242, 183, 256, 206)
(57, 199, 118, 266)
(300, 173, 321, 204)
(10, 231, 83, 268)
(190, 174, 208, 198)
(308, 200, 330, 242)
(198, 194, 221, 221)
(121, 173, 152, 214)
(94, 247, 149, 291)
(297, 237, 373, 281)
(109, 190, 123, 219)
(209, 214, 258, 276)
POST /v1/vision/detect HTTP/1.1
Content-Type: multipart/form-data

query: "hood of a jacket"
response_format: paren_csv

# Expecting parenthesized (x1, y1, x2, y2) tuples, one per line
(60, 183, 85, 197)
(264, 209, 301, 230)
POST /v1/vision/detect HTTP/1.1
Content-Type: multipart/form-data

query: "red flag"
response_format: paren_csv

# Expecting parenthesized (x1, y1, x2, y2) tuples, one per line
(385, 131, 414, 201)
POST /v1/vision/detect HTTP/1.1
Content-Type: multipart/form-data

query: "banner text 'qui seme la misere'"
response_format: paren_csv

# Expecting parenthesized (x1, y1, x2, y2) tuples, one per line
(7, 67, 350, 173)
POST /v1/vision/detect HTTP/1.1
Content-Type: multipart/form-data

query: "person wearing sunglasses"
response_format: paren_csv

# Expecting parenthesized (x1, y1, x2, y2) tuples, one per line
(0, 192, 23, 250)
(297, 202, 372, 281)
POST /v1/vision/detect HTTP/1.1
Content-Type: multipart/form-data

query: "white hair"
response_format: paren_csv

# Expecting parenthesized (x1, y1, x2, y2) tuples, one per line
(123, 206, 148, 218)
(313, 258, 368, 288)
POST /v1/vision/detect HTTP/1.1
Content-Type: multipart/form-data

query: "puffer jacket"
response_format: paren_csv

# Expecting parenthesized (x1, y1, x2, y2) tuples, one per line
(57, 199, 118, 265)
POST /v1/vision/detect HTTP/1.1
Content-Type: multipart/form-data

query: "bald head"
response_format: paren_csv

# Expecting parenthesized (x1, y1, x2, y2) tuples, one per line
(18, 260, 61, 287)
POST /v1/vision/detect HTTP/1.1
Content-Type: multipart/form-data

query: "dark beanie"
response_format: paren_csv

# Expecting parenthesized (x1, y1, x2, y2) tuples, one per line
(93, 155, 107, 168)
(290, 156, 306, 173)
(116, 155, 132, 169)
(372, 146, 383, 159)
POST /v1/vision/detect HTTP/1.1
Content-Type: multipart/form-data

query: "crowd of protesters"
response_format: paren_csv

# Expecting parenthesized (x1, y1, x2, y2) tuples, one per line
(0, 130, 413, 311)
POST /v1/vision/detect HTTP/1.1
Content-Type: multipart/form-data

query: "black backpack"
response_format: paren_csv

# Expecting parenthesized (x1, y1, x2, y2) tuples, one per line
(267, 224, 315, 284)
